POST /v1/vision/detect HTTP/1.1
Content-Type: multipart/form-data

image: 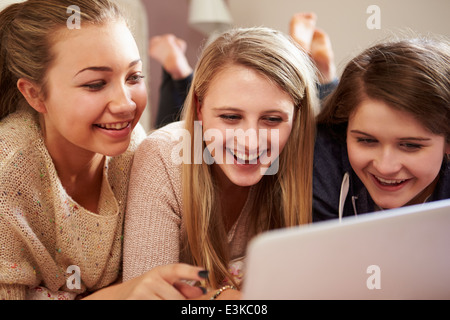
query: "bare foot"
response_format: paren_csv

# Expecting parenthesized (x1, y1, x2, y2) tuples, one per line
(310, 28, 336, 84)
(148, 34, 193, 80)
(289, 12, 317, 52)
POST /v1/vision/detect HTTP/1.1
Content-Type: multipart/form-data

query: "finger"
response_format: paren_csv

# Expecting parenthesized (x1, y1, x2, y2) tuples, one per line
(154, 281, 190, 300)
(174, 281, 206, 299)
(157, 263, 208, 284)
(137, 276, 187, 300)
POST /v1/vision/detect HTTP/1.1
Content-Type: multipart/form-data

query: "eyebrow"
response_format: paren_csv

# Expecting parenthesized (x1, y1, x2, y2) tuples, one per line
(75, 59, 142, 76)
(212, 107, 241, 112)
(212, 106, 290, 115)
(349, 130, 431, 141)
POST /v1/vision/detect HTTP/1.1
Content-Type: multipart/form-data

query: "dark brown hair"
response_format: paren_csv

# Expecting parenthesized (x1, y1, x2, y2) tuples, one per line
(317, 38, 450, 144)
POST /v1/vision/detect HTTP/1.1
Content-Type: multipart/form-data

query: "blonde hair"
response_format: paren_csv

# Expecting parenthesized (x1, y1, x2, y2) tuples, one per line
(181, 27, 319, 288)
(0, 0, 123, 120)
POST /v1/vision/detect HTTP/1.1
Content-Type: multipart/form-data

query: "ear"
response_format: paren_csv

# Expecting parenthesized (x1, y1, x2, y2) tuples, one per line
(17, 78, 47, 113)
(195, 94, 203, 121)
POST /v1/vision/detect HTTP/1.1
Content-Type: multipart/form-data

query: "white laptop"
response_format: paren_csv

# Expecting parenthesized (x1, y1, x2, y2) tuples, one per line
(242, 199, 450, 299)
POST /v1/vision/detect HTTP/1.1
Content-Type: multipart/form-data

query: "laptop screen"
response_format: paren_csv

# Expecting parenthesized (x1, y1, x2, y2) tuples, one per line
(242, 199, 450, 299)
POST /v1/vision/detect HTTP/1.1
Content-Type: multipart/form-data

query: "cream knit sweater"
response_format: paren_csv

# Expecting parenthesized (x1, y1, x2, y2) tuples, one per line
(123, 121, 254, 284)
(0, 107, 145, 300)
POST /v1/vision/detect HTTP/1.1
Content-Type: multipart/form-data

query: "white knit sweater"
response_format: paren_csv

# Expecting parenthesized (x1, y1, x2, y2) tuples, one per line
(0, 107, 145, 299)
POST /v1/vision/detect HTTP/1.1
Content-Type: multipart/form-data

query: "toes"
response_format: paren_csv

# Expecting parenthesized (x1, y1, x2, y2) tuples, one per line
(289, 12, 318, 51)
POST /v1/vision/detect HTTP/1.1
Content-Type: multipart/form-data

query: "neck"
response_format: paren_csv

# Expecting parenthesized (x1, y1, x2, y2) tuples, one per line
(44, 136, 105, 213)
(212, 165, 250, 232)
(55, 153, 105, 186)
(56, 152, 105, 213)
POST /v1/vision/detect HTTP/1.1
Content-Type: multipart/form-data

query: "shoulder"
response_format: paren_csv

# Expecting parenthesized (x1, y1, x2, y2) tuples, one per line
(0, 107, 42, 165)
(126, 122, 185, 219)
(0, 111, 56, 240)
(0, 108, 47, 181)
(146, 121, 188, 142)
(135, 121, 187, 165)
(314, 124, 348, 175)
(431, 160, 450, 201)
(129, 121, 185, 190)
(313, 124, 349, 221)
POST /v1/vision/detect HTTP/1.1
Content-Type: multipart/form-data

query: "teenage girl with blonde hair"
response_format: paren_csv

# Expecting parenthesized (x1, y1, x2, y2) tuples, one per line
(124, 27, 319, 298)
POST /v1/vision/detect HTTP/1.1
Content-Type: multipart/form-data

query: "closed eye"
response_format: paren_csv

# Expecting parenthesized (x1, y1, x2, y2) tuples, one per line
(220, 114, 241, 121)
(82, 80, 106, 91)
(127, 73, 145, 84)
(399, 142, 423, 151)
(356, 137, 377, 144)
(262, 116, 283, 125)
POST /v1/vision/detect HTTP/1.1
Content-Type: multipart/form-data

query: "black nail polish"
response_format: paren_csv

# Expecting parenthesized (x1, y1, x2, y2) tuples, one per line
(199, 286, 207, 294)
(198, 270, 209, 279)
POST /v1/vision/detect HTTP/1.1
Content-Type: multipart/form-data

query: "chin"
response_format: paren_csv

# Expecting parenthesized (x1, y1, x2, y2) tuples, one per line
(229, 174, 263, 187)
(372, 197, 407, 210)
(102, 144, 130, 157)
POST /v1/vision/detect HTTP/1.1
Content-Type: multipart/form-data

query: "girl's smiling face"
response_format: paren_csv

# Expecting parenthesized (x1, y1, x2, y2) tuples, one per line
(347, 99, 449, 209)
(39, 21, 147, 158)
(197, 64, 295, 187)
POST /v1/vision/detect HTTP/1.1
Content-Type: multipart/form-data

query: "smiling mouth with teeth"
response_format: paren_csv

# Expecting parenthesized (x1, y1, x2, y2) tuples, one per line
(228, 148, 265, 164)
(375, 175, 409, 186)
(95, 122, 130, 130)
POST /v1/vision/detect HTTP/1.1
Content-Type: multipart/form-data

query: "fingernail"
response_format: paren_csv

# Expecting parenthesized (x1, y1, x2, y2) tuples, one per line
(199, 286, 207, 294)
(198, 270, 209, 279)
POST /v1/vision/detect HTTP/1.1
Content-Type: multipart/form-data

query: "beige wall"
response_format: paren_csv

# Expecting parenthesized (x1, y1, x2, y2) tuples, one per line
(228, 0, 450, 73)
(142, 0, 205, 129)
(141, 0, 449, 129)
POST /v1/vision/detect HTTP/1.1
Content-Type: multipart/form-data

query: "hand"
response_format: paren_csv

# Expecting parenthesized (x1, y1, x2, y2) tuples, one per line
(84, 263, 208, 300)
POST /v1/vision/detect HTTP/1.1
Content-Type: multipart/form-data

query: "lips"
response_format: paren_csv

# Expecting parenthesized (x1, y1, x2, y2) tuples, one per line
(371, 174, 411, 190)
(93, 120, 133, 140)
(95, 121, 130, 130)
(375, 176, 408, 186)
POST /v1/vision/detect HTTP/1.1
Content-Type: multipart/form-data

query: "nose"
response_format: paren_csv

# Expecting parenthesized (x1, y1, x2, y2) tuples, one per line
(233, 121, 260, 151)
(108, 84, 136, 115)
(372, 147, 402, 175)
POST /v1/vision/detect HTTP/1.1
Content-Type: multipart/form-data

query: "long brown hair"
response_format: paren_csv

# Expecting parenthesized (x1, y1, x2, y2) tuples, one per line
(317, 38, 450, 144)
(0, 0, 123, 120)
(181, 27, 319, 288)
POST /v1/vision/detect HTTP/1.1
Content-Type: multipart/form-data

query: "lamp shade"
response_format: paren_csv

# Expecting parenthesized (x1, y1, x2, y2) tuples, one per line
(188, 0, 233, 35)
